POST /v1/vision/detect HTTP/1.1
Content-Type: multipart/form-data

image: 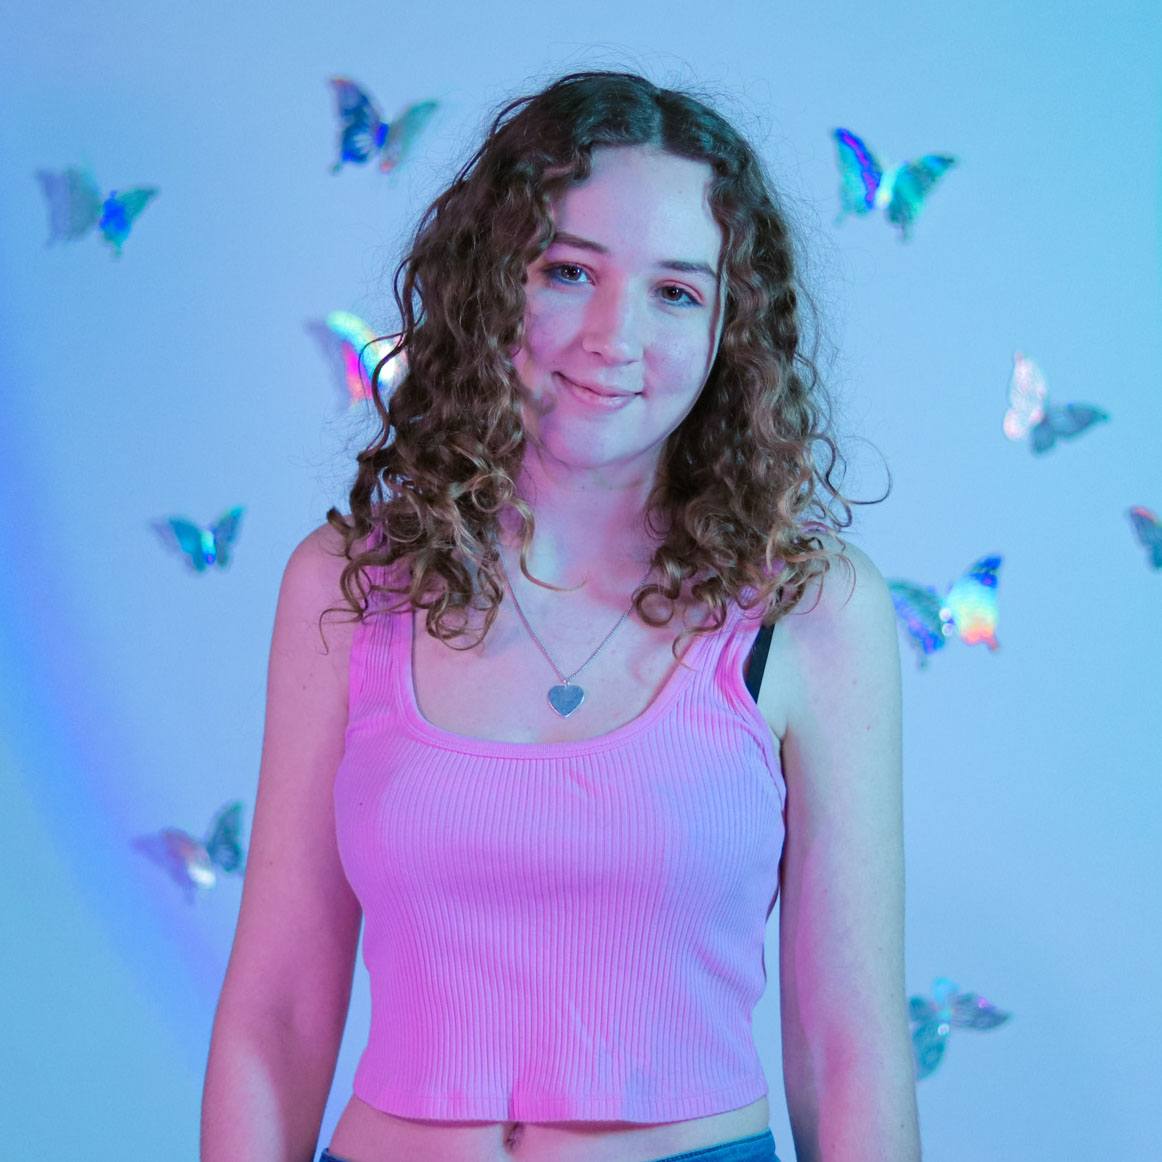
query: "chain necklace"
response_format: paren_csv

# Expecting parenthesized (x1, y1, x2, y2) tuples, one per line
(497, 550, 653, 718)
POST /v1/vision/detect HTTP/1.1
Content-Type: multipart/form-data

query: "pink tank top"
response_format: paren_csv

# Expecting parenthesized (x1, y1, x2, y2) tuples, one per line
(334, 567, 786, 1122)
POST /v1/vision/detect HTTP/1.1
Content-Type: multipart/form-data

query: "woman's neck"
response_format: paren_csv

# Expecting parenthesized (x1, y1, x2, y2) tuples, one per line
(500, 452, 663, 588)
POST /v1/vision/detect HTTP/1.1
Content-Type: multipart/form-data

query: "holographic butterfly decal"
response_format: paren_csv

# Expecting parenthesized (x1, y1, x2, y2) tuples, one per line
(306, 311, 408, 408)
(888, 555, 1002, 668)
(1128, 507, 1162, 570)
(35, 166, 158, 257)
(133, 802, 247, 904)
(1003, 352, 1109, 453)
(151, 506, 244, 572)
(328, 77, 438, 173)
(909, 977, 1011, 1080)
(832, 129, 956, 241)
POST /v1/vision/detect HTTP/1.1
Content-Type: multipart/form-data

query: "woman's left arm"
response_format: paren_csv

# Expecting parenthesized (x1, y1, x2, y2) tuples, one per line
(766, 543, 921, 1162)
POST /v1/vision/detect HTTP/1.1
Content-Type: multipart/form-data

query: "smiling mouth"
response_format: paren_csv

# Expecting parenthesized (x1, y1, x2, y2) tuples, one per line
(557, 373, 639, 400)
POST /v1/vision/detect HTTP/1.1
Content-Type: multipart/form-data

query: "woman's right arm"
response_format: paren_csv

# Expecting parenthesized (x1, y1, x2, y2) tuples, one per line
(201, 523, 364, 1162)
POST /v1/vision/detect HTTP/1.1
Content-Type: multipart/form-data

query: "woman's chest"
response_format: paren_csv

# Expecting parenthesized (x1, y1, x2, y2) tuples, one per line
(410, 601, 714, 744)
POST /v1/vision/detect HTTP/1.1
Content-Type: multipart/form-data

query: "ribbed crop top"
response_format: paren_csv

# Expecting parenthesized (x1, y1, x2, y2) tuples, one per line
(333, 568, 787, 1122)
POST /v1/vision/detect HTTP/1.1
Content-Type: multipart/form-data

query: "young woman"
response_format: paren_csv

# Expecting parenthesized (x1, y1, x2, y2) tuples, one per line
(201, 71, 921, 1162)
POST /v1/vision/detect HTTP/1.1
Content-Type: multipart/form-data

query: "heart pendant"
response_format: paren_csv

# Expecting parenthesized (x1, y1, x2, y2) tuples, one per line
(547, 683, 585, 718)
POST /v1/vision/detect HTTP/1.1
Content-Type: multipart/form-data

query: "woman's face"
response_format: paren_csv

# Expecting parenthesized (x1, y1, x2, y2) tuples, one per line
(513, 145, 726, 486)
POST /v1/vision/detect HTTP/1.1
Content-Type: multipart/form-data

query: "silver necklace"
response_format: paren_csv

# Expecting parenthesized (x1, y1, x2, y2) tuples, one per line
(497, 550, 653, 718)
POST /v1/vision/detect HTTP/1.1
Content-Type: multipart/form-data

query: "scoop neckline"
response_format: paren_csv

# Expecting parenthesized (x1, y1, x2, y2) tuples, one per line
(396, 598, 743, 758)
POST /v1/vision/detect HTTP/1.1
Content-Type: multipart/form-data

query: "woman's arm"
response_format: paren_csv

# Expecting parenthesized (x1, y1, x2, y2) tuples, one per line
(763, 542, 921, 1162)
(201, 523, 363, 1162)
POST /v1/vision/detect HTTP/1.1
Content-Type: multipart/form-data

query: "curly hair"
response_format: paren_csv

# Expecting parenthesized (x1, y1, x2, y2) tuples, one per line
(323, 69, 875, 652)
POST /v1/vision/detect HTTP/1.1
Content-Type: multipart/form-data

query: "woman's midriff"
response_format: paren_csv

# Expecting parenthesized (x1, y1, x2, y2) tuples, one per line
(327, 1093, 770, 1162)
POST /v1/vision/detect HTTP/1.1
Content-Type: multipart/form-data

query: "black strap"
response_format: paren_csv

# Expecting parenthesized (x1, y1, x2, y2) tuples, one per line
(744, 622, 775, 703)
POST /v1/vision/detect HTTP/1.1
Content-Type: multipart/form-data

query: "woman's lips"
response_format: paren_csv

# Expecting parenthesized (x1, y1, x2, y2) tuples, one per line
(557, 372, 638, 408)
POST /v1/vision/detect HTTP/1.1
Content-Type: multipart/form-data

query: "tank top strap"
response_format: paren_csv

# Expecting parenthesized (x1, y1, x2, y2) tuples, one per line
(677, 592, 751, 689)
(349, 552, 409, 711)
(693, 579, 777, 705)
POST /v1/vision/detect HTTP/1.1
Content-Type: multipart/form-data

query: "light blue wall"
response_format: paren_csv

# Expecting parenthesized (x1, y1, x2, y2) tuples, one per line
(1, 2, 1159, 1159)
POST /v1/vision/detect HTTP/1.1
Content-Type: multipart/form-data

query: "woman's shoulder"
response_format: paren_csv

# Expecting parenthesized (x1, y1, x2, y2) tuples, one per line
(275, 520, 369, 652)
(804, 532, 888, 597)
(283, 521, 350, 598)
(757, 534, 900, 751)
(776, 535, 897, 680)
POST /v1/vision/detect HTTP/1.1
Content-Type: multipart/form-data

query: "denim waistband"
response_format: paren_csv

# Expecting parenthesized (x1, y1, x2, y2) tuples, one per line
(319, 1126, 778, 1162)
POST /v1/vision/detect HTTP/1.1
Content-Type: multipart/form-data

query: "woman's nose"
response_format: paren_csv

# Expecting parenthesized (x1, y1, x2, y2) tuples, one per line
(581, 285, 643, 362)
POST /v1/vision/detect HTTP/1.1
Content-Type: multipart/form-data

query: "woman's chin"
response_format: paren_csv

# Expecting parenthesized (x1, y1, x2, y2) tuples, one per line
(525, 437, 659, 485)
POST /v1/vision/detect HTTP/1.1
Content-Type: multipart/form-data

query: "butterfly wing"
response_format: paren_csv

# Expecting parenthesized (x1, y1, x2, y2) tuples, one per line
(380, 100, 439, 174)
(98, 187, 158, 256)
(324, 310, 407, 404)
(328, 76, 387, 171)
(885, 154, 956, 240)
(210, 506, 245, 569)
(203, 801, 246, 875)
(339, 344, 365, 403)
(942, 556, 1001, 650)
(1029, 415, 1057, 453)
(152, 518, 212, 571)
(931, 977, 959, 1006)
(950, 991, 1011, 1031)
(832, 129, 883, 222)
(910, 1019, 950, 1081)
(1032, 403, 1109, 455)
(133, 829, 215, 902)
(887, 580, 947, 667)
(307, 319, 363, 409)
(1004, 351, 1048, 440)
(35, 167, 103, 243)
(1128, 507, 1162, 569)
(909, 996, 940, 1024)
(324, 310, 381, 403)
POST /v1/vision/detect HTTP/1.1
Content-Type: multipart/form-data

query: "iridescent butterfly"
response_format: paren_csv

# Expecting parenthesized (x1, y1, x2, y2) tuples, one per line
(1003, 352, 1109, 454)
(306, 311, 408, 408)
(328, 77, 438, 174)
(151, 506, 244, 572)
(832, 129, 956, 241)
(1128, 507, 1162, 570)
(909, 977, 1011, 1080)
(35, 166, 158, 257)
(888, 555, 1002, 668)
(133, 801, 247, 904)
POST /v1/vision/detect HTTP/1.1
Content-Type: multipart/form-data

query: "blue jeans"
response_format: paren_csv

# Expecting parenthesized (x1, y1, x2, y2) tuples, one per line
(319, 1127, 778, 1162)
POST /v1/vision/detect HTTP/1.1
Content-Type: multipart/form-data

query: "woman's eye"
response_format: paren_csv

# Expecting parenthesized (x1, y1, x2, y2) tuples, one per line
(547, 263, 587, 284)
(659, 284, 699, 306)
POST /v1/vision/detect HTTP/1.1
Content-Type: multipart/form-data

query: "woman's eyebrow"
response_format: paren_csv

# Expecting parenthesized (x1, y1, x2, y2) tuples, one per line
(550, 231, 718, 282)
